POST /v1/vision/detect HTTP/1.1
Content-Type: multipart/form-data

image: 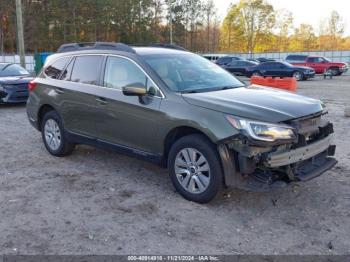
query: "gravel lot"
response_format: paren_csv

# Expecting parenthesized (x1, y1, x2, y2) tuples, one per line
(0, 74, 349, 255)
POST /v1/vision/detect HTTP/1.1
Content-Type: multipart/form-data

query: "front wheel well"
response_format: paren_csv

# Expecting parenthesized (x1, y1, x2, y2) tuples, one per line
(38, 104, 56, 130)
(163, 126, 214, 167)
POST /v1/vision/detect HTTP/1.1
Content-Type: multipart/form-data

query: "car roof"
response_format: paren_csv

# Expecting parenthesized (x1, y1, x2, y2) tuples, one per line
(46, 46, 190, 65)
(133, 47, 189, 55)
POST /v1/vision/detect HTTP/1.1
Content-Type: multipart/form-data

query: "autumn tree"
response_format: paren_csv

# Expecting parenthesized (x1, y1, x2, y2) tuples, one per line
(289, 24, 317, 51)
(274, 9, 293, 52)
(220, 0, 275, 54)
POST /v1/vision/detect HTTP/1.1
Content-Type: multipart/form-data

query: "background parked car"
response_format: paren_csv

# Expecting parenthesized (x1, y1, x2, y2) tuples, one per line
(246, 61, 315, 81)
(0, 63, 33, 104)
(216, 55, 244, 66)
(286, 55, 348, 76)
(222, 60, 259, 76)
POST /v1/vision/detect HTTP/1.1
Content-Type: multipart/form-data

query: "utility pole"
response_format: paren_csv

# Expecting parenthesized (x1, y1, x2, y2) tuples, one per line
(169, 0, 173, 44)
(15, 0, 26, 69)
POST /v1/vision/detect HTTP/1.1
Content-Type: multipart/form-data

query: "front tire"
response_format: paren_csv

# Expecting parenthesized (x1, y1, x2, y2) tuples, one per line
(293, 71, 304, 81)
(41, 110, 75, 157)
(168, 134, 223, 203)
(252, 71, 262, 77)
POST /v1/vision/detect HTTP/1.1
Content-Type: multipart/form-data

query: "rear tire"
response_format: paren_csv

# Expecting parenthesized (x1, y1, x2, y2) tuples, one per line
(41, 110, 75, 157)
(167, 134, 223, 203)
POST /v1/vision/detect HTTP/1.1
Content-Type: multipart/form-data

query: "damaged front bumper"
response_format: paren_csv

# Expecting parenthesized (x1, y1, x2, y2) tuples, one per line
(218, 118, 337, 192)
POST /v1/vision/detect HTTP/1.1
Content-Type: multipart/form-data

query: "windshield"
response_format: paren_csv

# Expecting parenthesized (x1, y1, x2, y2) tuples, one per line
(0, 64, 29, 77)
(143, 53, 245, 93)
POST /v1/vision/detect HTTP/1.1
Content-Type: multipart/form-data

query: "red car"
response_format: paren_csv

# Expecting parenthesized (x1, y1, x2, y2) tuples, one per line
(286, 55, 348, 76)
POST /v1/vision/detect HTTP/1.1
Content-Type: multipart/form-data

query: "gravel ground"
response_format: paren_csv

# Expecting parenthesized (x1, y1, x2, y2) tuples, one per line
(0, 74, 349, 255)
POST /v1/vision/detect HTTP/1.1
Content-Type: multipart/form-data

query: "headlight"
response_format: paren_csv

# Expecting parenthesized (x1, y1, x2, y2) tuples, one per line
(0, 85, 4, 92)
(226, 115, 296, 142)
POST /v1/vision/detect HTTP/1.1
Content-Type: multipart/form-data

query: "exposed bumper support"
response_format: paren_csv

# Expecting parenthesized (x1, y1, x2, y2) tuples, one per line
(218, 134, 337, 192)
(266, 135, 333, 168)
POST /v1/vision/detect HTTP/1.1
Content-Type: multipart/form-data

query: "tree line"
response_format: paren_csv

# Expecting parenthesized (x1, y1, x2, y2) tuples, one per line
(0, 0, 349, 54)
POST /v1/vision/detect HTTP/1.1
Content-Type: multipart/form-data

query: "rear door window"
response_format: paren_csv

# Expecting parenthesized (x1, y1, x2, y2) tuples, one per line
(44, 57, 70, 79)
(70, 55, 104, 85)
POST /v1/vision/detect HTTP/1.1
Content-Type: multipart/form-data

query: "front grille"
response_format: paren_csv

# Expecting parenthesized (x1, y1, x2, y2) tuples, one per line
(0, 90, 7, 98)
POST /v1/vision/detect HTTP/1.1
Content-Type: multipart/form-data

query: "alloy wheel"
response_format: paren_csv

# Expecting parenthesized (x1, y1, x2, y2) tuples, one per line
(174, 148, 211, 194)
(44, 119, 62, 151)
(293, 71, 302, 81)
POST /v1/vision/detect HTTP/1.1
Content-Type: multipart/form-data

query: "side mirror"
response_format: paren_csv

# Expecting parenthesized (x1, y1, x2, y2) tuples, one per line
(122, 84, 147, 96)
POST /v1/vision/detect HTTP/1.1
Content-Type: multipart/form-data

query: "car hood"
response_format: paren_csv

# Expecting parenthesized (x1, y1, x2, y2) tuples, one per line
(182, 85, 323, 123)
(0, 76, 33, 85)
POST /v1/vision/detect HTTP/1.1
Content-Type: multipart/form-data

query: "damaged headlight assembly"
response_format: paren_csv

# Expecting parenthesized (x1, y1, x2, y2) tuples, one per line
(226, 115, 296, 142)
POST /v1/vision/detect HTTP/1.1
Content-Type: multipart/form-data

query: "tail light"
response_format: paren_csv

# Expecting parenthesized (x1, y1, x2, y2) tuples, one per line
(28, 81, 37, 91)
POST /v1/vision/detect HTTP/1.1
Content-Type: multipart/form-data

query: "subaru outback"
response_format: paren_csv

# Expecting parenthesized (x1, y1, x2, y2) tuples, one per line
(27, 42, 337, 203)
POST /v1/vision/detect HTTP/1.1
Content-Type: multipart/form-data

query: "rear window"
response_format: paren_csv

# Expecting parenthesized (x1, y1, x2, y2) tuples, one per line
(70, 56, 103, 85)
(45, 57, 70, 79)
(0, 64, 29, 77)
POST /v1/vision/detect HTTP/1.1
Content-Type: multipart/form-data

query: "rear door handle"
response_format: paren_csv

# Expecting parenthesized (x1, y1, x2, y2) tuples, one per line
(96, 97, 108, 105)
(55, 88, 65, 94)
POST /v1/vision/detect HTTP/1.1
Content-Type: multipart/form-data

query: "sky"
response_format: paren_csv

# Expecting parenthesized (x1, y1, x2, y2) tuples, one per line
(215, 0, 350, 36)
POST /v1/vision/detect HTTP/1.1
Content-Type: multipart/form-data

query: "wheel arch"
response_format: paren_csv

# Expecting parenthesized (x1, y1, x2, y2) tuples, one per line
(162, 126, 215, 167)
(37, 104, 57, 131)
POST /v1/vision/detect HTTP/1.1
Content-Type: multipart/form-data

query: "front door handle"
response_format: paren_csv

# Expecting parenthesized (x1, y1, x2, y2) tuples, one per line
(55, 88, 65, 94)
(96, 97, 108, 105)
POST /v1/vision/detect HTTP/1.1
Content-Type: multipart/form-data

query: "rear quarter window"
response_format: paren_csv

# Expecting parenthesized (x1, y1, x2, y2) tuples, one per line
(44, 57, 70, 79)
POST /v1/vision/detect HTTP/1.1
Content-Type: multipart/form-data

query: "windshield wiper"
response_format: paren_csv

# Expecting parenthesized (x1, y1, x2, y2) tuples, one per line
(218, 85, 240, 90)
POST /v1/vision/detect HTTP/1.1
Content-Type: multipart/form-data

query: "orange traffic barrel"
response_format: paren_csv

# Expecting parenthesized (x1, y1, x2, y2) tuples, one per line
(250, 76, 297, 92)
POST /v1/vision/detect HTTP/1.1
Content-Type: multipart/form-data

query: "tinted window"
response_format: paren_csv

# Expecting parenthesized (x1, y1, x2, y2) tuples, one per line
(218, 57, 231, 63)
(45, 57, 70, 79)
(308, 57, 325, 63)
(70, 56, 103, 85)
(0, 64, 29, 77)
(60, 58, 74, 81)
(104, 56, 147, 90)
(286, 55, 307, 62)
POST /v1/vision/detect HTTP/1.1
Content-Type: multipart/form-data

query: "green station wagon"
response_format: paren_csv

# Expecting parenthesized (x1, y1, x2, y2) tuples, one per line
(27, 42, 337, 203)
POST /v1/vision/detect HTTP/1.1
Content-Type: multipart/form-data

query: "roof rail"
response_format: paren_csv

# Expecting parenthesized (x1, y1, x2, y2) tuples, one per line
(148, 43, 188, 51)
(57, 42, 136, 54)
